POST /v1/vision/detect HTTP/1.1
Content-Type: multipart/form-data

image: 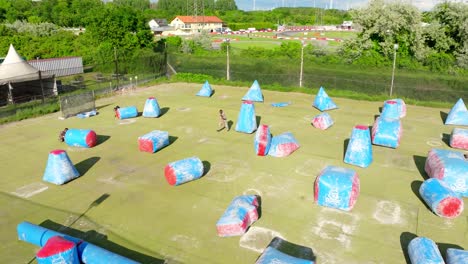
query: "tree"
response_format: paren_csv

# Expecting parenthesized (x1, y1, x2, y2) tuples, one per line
(215, 0, 237, 11)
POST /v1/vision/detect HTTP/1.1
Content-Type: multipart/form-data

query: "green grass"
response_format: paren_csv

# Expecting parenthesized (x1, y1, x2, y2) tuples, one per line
(0, 83, 466, 263)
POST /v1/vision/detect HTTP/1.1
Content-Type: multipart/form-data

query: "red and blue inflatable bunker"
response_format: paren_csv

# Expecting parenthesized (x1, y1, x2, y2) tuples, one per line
(311, 112, 334, 130)
(408, 237, 444, 264)
(236, 100, 257, 134)
(447, 248, 468, 264)
(138, 130, 169, 153)
(254, 124, 272, 156)
(42, 150, 80, 185)
(36, 236, 80, 264)
(314, 165, 360, 211)
(142, 97, 161, 118)
(64, 129, 97, 148)
(164, 156, 204, 186)
(371, 117, 402, 149)
(268, 132, 300, 157)
(419, 178, 464, 218)
(450, 128, 468, 150)
(116, 106, 138, 120)
(344, 125, 373, 168)
(216, 195, 260, 237)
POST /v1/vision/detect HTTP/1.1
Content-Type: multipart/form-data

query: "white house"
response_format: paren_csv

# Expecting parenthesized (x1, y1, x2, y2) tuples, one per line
(169, 16, 223, 34)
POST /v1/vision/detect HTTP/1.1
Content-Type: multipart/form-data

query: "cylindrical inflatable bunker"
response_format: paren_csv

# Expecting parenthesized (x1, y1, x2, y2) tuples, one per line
(64, 129, 97, 148)
(254, 124, 272, 156)
(450, 128, 468, 150)
(216, 195, 259, 237)
(419, 178, 464, 218)
(311, 112, 334, 130)
(164, 157, 204, 186)
(138, 130, 169, 153)
(314, 165, 360, 211)
(381, 100, 400, 120)
(116, 106, 138, 120)
(447, 248, 468, 264)
(235, 100, 257, 134)
(43, 150, 80, 185)
(344, 125, 373, 168)
(408, 237, 444, 264)
(17, 221, 139, 264)
(36, 236, 80, 264)
(142, 97, 161, 118)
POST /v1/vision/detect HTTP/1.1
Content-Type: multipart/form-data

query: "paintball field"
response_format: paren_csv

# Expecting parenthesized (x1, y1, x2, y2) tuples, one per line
(0, 83, 466, 263)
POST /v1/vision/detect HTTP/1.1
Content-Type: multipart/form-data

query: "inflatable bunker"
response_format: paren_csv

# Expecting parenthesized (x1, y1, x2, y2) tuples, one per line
(447, 248, 468, 264)
(242, 80, 263, 102)
(164, 156, 204, 186)
(313, 86, 337, 112)
(311, 112, 334, 130)
(142, 97, 161, 118)
(384, 99, 406, 118)
(425, 149, 468, 197)
(419, 178, 464, 219)
(36, 236, 80, 264)
(64, 129, 97, 148)
(408, 237, 444, 264)
(314, 166, 360, 211)
(380, 100, 401, 120)
(116, 106, 138, 120)
(344, 125, 373, 168)
(450, 128, 468, 150)
(268, 132, 300, 157)
(236, 100, 257, 134)
(43, 150, 80, 185)
(371, 117, 402, 148)
(17, 221, 139, 264)
(196, 80, 213, 97)
(445, 98, 468, 126)
(256, 237, 315, 264)
(254, 124, 272, 156)
(216, 195, 259, 237)
(138, 130, 169, 153)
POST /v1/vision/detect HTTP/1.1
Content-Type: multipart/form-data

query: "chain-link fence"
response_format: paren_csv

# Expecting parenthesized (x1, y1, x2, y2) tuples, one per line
(168, 52, 468, 103)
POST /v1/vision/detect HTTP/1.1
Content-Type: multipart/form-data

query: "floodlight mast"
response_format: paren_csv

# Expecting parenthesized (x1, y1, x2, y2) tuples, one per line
(390, 43, 398, 96)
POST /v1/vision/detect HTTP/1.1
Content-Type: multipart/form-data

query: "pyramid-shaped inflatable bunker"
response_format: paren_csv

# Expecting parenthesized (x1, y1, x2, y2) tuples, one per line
(196, 80, 213, 97)
(242, 80, 263, 102)
(313, 87, 338, 111)
(445, 98, 468, 126)
(143, 97, 161, 117)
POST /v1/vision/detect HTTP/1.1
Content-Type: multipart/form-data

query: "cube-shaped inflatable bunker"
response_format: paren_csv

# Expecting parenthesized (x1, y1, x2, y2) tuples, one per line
(236, 100, 257, 134)
(64, 129, 97, 148)
(268, 132, 300, 157)
(419, 178, 464, 219)
(43, 150, 80, 185)
(254, 124, 272, 156)
(138, 130, 169, 153)
(311, 112, 334, 130)
(344, 125, 373, 168)
(116, 106, 138, 120)
(142, 97, 161, 118)
(36, 236, 80, 264)
(384, 98, 406, 118)
(216, 195, 259, 237)
(314, 166, 360, 211)
(371, 117, 402, 149)
(447, 248, 468, 264)
(164, 157, 204, 186)
(450, 128, 468, 150)
(408, 237, 444, 264)
(425, 149, 468, 197)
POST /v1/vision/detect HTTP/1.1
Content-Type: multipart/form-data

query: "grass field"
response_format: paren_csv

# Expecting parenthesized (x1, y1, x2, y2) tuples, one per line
(0, 83, 466, 263)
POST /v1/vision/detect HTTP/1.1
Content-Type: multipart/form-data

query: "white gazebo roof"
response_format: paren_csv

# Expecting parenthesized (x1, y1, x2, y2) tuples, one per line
(0, 44, 41, 84)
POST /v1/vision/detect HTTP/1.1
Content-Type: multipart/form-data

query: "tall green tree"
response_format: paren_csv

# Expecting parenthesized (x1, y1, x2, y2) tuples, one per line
(215, 0, 237, 11)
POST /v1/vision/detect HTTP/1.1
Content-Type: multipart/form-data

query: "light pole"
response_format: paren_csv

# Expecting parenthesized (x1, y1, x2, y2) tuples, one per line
(299, 40, 306, 87)
(135, 76, 138, 89)
(390, 43, 399, 97)
(226, 38, 231, 81)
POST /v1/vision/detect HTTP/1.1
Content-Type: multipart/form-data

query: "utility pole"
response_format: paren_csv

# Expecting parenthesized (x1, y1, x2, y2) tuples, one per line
(299, 41, 306, 87)
(226, 39, 230, 81)
(390, 44, 399, 96)
(114, 47, 119, 89)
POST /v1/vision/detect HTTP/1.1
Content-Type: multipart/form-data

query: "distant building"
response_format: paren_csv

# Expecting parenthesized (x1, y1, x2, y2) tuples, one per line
(28, 57, 83, 77)
(169, 16, 223, 34)
(340, 21, 353, 30)
(148, 19, 174, 35)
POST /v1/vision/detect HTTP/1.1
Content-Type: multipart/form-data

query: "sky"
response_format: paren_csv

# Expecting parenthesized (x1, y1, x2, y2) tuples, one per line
(234, 0, 448, 11)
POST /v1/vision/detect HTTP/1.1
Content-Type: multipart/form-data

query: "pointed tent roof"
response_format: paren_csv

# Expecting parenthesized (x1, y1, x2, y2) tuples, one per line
(0, 44, 42, 84)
